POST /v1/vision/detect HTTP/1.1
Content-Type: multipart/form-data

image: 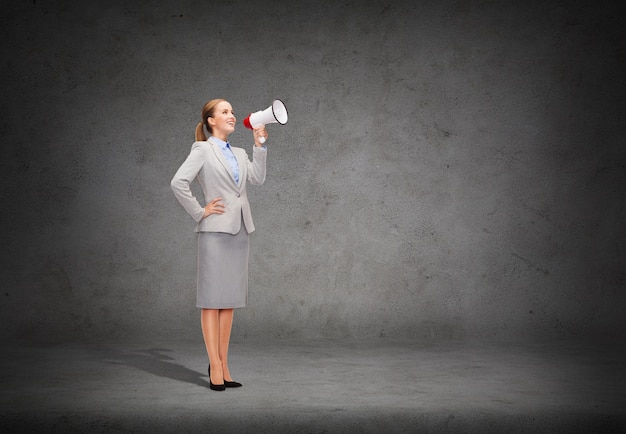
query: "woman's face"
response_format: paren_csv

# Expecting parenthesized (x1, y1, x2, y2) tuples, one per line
(208, 101, 236, 139)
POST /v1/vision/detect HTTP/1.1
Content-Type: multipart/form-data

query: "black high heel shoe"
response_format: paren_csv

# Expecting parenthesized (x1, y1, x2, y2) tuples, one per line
(209, 364, 242, 388)
(224, 379, 242, 388)
(208, 364, 225, 391)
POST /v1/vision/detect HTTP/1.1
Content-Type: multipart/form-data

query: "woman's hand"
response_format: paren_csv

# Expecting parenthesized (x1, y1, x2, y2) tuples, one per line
(253, 127, 268, 147)
(202, 197, 225, 219)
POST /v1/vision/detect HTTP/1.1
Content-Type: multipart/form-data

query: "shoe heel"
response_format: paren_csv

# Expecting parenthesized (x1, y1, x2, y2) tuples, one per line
(208, 364, 225, 391)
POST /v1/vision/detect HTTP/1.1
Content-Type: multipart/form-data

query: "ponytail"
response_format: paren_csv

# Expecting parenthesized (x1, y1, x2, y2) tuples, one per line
(195, 98, 226, 142)
(195, 122, 207, 141)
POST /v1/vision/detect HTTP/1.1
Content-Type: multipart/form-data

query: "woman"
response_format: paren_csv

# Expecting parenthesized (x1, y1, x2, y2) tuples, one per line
(171, 99, 268, 391)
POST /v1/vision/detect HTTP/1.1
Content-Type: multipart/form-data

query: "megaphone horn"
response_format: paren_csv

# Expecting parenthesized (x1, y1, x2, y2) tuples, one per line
(243, 99, 288, 143)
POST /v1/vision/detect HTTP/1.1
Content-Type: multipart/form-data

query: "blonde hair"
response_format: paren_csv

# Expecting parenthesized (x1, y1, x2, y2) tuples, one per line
(195, 98, 227, 141)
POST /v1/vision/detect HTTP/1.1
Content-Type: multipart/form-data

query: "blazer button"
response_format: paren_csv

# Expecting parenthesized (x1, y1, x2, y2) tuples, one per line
(236, 193, 240, 197)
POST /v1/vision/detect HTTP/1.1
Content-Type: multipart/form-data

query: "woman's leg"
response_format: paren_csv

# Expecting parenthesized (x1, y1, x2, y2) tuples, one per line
(218, 308, 235, 381)
(201, 308, 223, 384)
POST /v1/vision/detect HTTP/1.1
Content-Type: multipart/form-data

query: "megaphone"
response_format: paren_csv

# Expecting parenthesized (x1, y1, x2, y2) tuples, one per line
(242, 99, 288, 143)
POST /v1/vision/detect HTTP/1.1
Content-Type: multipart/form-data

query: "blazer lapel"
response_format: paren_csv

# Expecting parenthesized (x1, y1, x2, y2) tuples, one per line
(208, 139, 238, 186)
(234, 151, 244, 188)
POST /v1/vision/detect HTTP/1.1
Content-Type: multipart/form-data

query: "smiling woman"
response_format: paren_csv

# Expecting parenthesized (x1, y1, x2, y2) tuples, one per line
(196, 99, 236, 142)
(171, 99, 269, 391)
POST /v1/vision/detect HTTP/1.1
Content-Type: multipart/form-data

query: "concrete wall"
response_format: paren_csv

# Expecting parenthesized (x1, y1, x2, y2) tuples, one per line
(1, 0, 624, 343)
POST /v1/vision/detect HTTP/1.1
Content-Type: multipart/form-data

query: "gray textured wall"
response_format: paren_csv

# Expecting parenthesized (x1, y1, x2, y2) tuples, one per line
(1, 0, 624, 343)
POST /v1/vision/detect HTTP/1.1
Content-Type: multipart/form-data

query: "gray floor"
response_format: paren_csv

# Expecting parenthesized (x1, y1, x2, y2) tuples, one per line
(1, 337, 624, 433)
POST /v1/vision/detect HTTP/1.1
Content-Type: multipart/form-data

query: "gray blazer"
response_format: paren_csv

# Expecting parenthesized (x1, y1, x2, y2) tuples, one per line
(171, 139, 267, 234)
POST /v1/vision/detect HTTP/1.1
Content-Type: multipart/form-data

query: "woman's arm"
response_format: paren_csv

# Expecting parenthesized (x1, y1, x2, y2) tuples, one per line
(247, 127, 268, 185)
(247, 146, 267, 186)
(171, 143, 206, 222)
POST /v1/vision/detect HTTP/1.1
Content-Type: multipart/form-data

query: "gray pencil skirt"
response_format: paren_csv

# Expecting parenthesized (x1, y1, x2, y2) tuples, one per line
(196, 228, 249, 309)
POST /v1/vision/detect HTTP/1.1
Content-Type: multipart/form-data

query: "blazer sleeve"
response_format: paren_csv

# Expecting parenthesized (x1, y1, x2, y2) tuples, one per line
(246, 146, 267, 186)
(171, 142, 206, 223)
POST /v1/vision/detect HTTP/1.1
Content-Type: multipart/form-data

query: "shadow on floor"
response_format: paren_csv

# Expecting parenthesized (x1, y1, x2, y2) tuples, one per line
(105, 347, 210, 388)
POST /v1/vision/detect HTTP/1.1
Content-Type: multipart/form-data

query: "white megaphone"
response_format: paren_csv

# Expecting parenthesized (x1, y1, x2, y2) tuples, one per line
(242, 99, 288, 144)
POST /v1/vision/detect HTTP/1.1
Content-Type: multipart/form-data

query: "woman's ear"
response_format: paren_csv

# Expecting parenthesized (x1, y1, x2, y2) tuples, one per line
(207, 116, 215, 127)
